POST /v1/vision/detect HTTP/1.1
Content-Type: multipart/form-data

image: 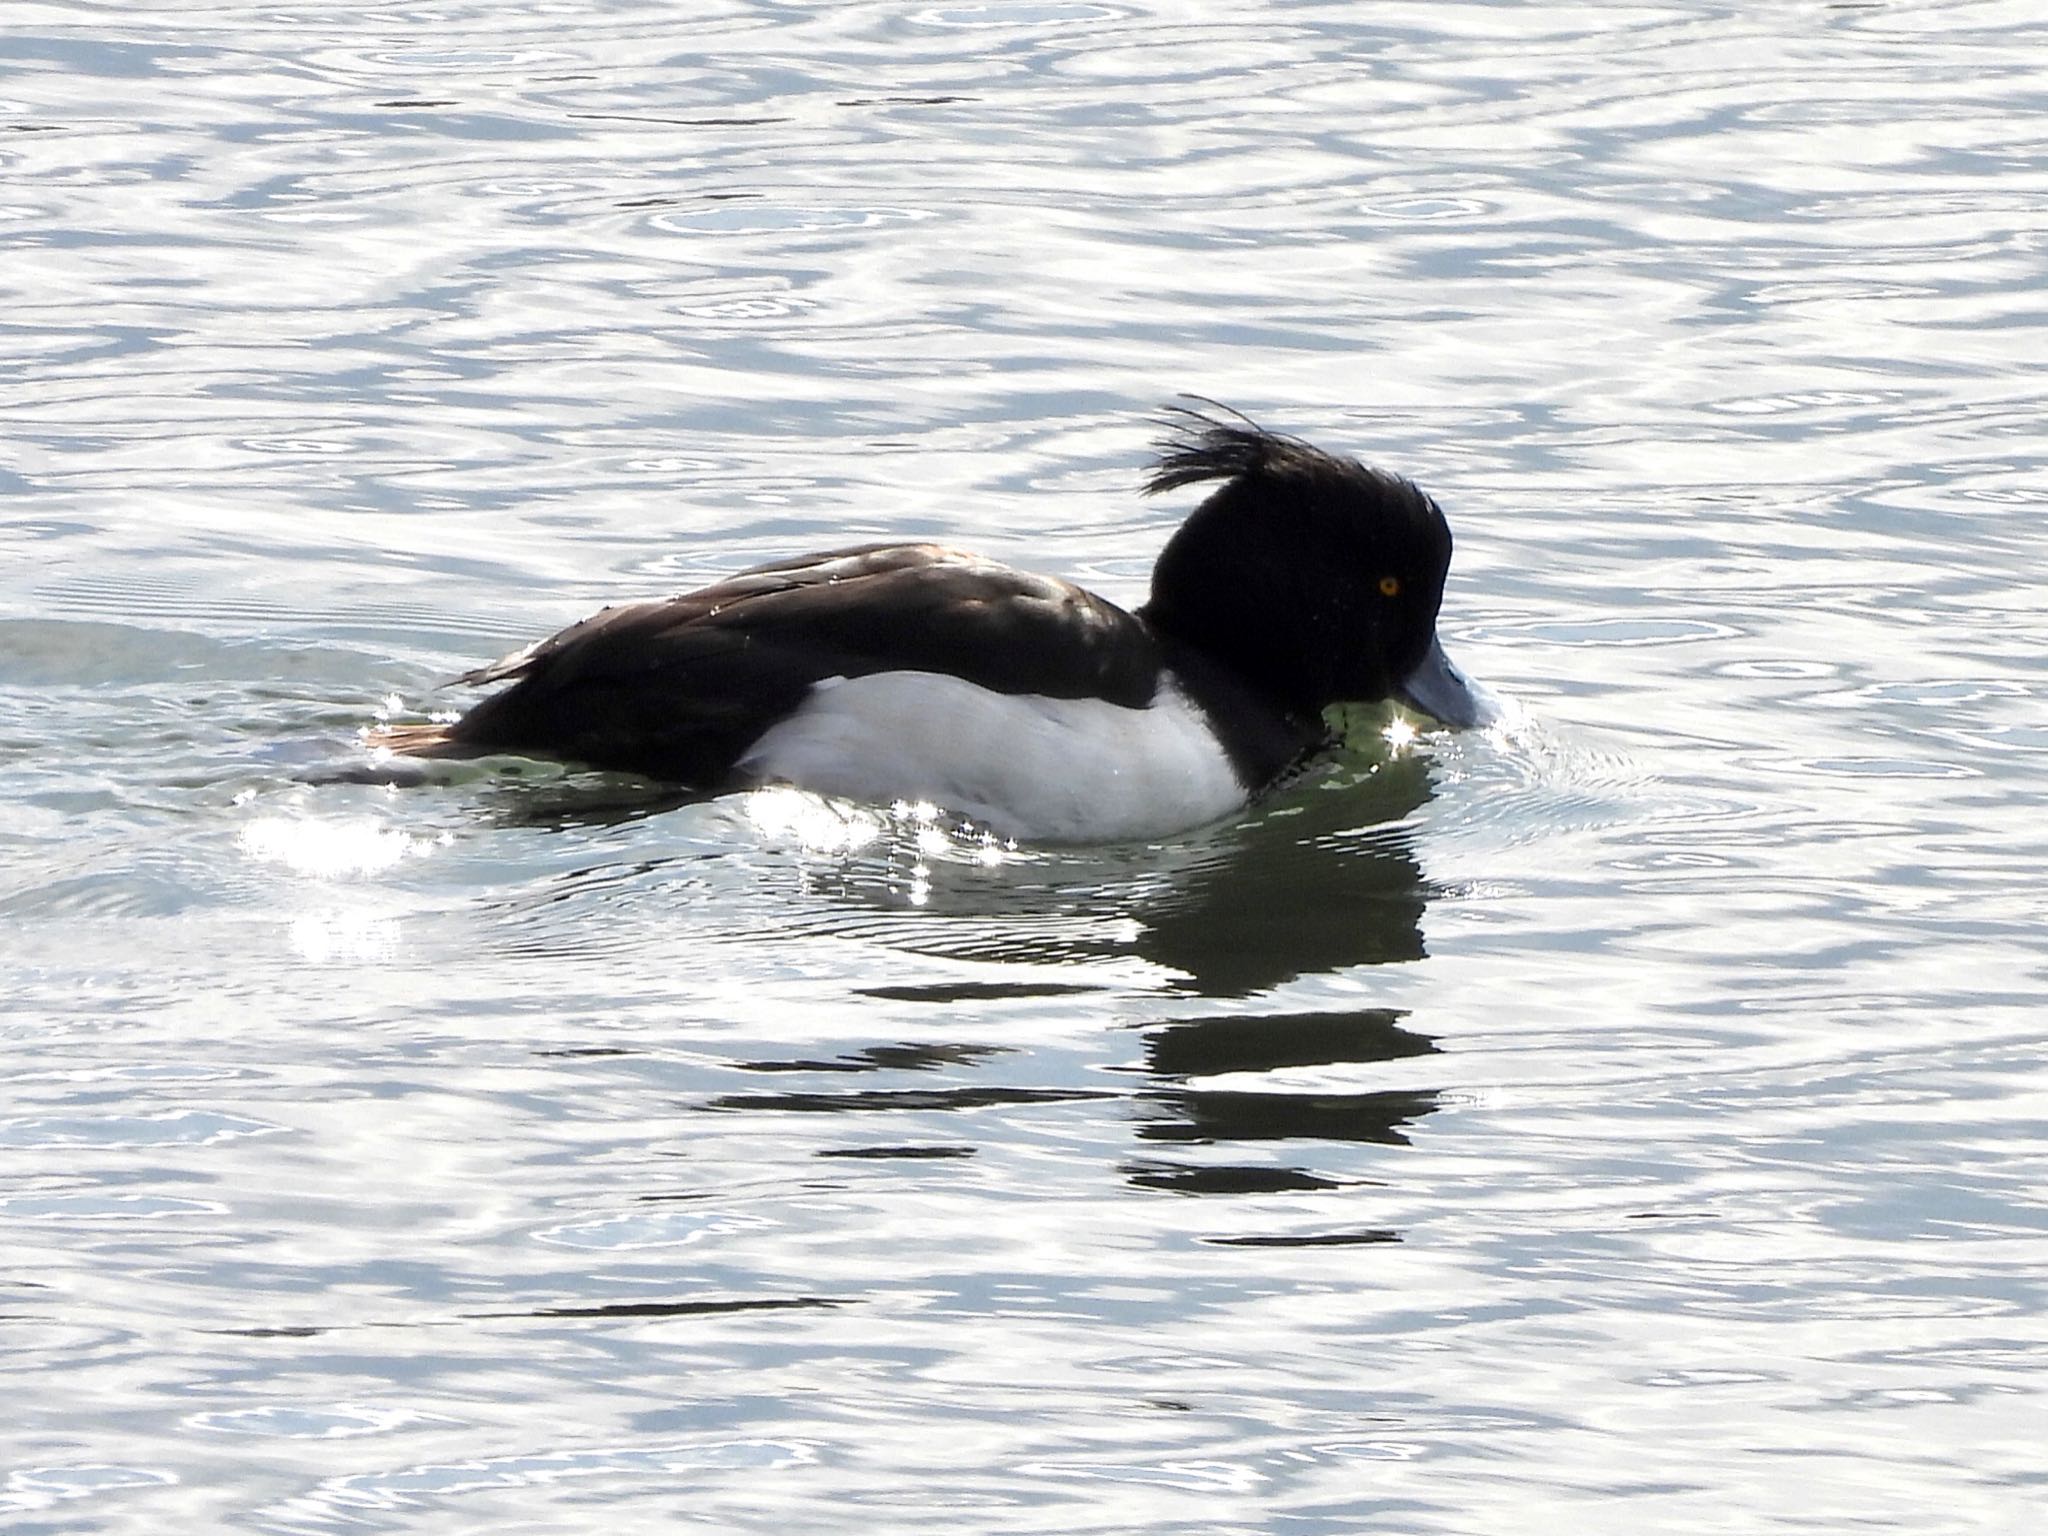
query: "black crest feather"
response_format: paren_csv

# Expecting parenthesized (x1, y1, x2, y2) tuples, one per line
(1144, 399, 1336, 497)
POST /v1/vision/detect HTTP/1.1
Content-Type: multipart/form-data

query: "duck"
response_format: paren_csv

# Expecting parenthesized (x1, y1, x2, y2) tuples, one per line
(367, 404, 1494, 842)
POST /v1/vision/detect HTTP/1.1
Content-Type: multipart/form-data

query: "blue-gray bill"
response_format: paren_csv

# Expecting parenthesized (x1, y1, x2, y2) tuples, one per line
(1395, 637, 1499, 728)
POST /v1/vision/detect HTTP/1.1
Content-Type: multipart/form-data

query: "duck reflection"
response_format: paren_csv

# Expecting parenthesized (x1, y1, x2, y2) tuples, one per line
(698, 741, 1447, 1198)
(707, 743, 1439, 998)
(1124, 1005, 1440, 1196)
(1113, 751, 1433, 997)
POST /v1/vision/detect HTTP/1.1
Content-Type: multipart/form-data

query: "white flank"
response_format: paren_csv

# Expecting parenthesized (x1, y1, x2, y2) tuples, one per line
(734, 671, 1248, 843)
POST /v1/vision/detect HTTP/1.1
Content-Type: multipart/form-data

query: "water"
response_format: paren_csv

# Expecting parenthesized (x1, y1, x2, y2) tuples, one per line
(6, 1, 2048, 1530)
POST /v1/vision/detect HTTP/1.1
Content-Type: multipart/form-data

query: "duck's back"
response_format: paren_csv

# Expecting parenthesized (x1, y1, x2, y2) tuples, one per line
(395, 543, 1168, 792)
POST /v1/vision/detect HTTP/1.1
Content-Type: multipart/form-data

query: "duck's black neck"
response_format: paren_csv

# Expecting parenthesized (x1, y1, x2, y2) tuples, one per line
(1146, 627, 1330, 794)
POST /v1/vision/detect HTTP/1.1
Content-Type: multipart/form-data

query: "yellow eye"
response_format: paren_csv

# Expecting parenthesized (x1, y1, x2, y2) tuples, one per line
(1378, 575, 1401, 597)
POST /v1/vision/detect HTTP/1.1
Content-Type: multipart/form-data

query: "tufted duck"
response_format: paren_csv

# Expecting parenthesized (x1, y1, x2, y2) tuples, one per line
(368, 406, 1494, 841)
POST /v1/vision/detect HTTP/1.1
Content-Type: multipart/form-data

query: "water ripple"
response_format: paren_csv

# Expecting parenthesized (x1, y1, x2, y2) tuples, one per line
(7, 3, 2048, 1533)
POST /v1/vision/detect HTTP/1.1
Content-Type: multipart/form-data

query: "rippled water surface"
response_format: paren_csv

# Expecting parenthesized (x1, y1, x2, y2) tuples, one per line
(7, 2, 2048, 1530)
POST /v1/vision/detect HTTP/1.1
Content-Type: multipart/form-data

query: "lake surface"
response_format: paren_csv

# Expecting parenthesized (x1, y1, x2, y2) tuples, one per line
(6, 1, 2047, 1530)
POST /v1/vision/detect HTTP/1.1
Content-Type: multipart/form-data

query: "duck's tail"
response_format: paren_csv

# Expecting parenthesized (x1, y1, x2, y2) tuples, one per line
(361, 722, 471, 759)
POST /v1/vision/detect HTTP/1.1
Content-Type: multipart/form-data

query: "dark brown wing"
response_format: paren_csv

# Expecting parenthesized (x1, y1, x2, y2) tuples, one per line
(427, 543, 1163, 785)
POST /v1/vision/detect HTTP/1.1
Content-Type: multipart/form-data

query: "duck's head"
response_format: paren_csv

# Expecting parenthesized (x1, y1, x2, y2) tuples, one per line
(1137, 405, 1494, 728)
